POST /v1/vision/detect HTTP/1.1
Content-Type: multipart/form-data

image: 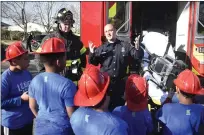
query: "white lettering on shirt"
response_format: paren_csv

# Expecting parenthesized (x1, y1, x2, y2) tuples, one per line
(85, 115, 90, 123)
(17, 80, 31, 92)
(44, 76, 48, 82)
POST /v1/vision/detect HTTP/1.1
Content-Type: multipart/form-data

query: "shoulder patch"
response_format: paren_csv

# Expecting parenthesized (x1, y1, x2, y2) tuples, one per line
(186, 109, 191, 115)
(44, 76, 48, 82)
(132, 112, 136, 117)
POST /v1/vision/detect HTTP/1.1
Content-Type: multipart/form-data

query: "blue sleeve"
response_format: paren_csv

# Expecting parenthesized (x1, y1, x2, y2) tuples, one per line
(1, 97, 22, 109)
(27, 70, 33, 79)
(28, 80, 35, 98)
(156, 104, 168, 124)
(61, 81, 77, 107)
(201, 107, 204, 124)
(112, 107, 122, 117)
(111, 126, 128, 135)
(1, 73, 22, 109)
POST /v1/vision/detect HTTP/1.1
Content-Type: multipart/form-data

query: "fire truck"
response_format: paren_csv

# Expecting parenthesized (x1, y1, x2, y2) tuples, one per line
(80, 1, 204, 80)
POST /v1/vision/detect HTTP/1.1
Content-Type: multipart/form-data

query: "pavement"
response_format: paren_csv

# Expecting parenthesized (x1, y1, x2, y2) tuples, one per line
(1, 54, 39, 77)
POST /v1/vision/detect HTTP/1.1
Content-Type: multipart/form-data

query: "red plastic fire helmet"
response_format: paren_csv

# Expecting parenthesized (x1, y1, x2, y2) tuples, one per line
(2, 41, 28, 62)
(74, 65, 110, 107)
(34, 37, 66, 54)
(125, 74, 148, 111)
(174, 69, 204, 95)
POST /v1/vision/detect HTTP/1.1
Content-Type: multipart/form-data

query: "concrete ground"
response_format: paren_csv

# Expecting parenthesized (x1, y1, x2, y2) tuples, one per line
(1, 54, 39, 77)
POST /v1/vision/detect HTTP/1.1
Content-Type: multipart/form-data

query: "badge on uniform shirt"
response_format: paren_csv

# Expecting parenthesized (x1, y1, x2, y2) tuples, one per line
(121, 47, 125, 52)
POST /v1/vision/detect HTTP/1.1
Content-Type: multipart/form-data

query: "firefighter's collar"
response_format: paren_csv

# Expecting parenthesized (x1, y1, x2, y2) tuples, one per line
(106, 38, 120, 46)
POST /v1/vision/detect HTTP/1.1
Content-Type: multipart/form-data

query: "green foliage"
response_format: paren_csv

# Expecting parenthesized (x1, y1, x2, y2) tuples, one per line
(1, 29, 24, 40)
(31, 31, 42, 36)
(1, 29, 10, 40)
(1, 29, 43, 40)
(11, 31, 24, 40)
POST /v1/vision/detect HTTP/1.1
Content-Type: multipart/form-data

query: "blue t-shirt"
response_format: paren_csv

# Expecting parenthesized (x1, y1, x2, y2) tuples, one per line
(70, 107, 129, 135)
(112, 106, 153, 135)
(29, 72, 76, 135)
(1, 68, 33, 129)
(156, 103, 204, 135)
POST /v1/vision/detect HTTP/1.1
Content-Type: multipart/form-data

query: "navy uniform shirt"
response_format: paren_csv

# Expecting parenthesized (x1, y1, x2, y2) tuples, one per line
(89, 39, 144, 79)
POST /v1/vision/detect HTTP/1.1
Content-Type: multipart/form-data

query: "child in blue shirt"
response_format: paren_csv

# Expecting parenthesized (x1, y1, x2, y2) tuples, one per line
(156, 69, 204, 135)
(112, 74, 153, 135)
(70, 65, 129, 135)
(28, 37, 77, 135)
(1, 41, 34, 135)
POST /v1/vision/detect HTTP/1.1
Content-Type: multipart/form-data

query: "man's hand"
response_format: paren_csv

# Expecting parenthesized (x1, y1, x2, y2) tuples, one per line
(88, 41, 95, 53)
(21, 91, 29, 101)
(134, 35, 140, 50)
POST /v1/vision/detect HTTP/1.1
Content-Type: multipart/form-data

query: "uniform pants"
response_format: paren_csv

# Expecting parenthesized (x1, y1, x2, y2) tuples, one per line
(9, 123, 33, 135)
(108, 77, 127, 111)
(1, 126, 4, 135)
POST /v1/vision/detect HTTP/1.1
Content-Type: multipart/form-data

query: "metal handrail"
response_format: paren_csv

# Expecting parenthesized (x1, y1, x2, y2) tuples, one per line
(116, 19, 130, 36)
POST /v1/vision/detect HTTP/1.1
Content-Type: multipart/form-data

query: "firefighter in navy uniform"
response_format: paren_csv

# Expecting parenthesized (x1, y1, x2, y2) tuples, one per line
(89, 24, 144, 111)
(35, 8, 87, 85)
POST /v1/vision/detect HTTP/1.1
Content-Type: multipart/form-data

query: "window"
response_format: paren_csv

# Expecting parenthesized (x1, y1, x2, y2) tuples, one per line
(197, 2, 204, 36)
(107, 2, 129, 33)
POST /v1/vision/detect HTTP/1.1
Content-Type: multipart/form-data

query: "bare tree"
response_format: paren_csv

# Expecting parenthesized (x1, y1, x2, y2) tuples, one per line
(32, 2, 80, 34)
(68, 4, 80, 34)
(1, 2, 36, 38)
(33, 2, 60, 33)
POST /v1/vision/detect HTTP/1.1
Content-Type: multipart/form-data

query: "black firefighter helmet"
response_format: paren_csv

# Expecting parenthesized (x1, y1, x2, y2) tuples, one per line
(55, 8, 75, 25)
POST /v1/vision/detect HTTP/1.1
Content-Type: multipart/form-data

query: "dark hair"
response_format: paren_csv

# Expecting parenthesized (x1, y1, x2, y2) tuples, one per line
(90, 95, 107, 109)
(40, 52, 65, 66)
(180, 90, 195, 99)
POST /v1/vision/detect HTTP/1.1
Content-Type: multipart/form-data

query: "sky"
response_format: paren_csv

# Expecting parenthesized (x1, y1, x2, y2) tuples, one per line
(1, 1, 80, 25)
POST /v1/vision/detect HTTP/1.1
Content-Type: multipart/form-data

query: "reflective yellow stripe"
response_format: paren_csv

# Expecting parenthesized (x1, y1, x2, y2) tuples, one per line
(66, 59, 81, 67)
(73, 81, 78, 85)
(81, 67, 85, 71)
(109, 2, 117, 18)
(36, 47, 42, 53)
(148, 99, 161, 112)
(80, 47, 87, 55)
(152, 99, 161, 105)
(78, 59, 81, 64)
(126, 65, 129, 74)
(192, 67, 200, 76)
(66, 60, 72, 67)
(148, 104, 151, 112)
